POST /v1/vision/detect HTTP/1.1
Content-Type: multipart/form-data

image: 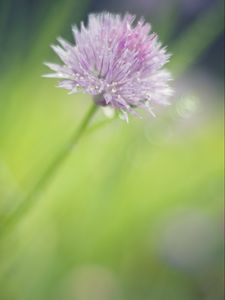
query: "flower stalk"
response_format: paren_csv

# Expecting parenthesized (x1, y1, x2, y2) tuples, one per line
(0, 103, 98, 234)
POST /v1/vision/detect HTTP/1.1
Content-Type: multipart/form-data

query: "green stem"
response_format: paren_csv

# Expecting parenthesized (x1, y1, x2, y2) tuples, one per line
(1, 103, 98, 234)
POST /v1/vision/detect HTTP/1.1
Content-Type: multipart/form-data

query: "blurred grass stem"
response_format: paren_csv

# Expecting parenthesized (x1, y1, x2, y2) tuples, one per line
(0, 103, 98, 235)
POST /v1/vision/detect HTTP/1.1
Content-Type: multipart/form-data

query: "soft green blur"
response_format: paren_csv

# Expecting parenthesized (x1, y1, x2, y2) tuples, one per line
(0, 1, 224, 300)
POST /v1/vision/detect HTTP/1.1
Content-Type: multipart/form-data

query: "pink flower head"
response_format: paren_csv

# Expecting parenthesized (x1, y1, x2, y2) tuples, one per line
(44, 12, 173, 121)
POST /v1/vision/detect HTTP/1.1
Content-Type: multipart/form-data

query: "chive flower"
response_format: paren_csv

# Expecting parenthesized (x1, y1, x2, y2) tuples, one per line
(44, 12, 173, 121)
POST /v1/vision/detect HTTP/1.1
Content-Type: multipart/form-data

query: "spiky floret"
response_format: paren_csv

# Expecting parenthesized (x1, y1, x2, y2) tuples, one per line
(44, 12, 173, 120)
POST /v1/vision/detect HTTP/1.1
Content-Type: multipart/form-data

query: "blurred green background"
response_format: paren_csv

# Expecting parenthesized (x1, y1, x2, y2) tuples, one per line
(0, 0, 224, 299)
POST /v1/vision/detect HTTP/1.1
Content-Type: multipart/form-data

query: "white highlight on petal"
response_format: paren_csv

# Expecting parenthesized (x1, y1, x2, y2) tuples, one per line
(101, 106, 115, 119)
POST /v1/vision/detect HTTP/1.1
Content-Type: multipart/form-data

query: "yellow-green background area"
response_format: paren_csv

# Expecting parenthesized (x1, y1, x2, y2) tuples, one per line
(0, 0, 224, 299)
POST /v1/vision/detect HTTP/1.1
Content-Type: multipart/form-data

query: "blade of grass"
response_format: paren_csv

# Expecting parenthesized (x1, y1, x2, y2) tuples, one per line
(169, 3, 224, 77)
